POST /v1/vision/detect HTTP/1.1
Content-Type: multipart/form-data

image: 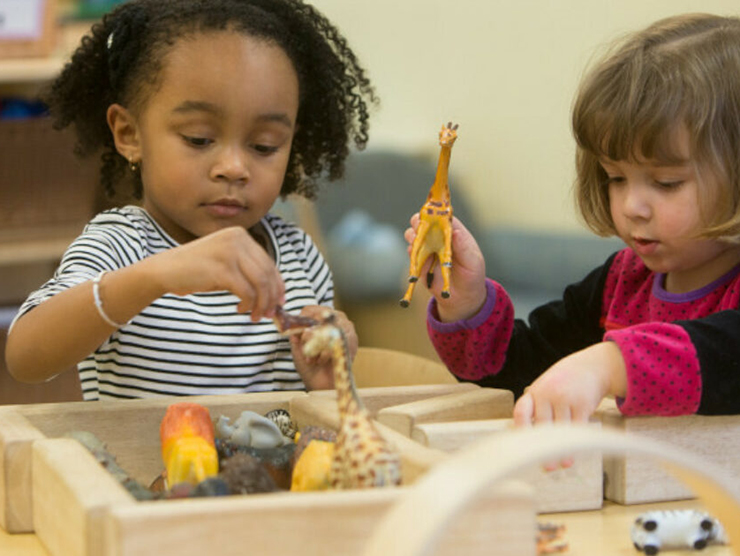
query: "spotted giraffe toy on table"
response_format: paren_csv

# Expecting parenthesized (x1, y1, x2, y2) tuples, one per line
(400, 122, 459, 308)
(274, 307, 402, 488)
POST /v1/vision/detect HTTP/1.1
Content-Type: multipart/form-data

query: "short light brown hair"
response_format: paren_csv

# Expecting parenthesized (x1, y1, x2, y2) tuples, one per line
(573, 13, 740, 239)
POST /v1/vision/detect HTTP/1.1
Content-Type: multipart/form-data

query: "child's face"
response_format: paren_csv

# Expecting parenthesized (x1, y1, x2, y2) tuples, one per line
(131, 32, 299, 244)
(603, 130, 740, 292)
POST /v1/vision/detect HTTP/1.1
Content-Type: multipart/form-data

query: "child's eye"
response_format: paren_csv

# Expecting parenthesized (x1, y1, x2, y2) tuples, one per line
(253, 144, 280, 155)
(181, 135, 213, 148)
(655, 180, 684, 190)
(605, 176, 625, 186)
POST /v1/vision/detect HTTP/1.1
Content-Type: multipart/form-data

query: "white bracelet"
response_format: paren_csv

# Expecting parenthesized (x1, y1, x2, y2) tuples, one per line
(92, 271, 127, 328)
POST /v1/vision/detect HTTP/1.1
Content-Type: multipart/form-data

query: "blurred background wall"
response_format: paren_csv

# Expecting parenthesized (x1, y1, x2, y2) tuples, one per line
(309, 0, 740, 233)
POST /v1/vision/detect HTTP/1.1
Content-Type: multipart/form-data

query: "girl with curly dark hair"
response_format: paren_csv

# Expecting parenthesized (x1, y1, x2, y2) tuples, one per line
(6, 0, 376, 400)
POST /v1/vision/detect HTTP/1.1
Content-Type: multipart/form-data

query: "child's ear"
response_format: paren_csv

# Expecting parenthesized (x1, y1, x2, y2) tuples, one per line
(107, 103, 141, 163)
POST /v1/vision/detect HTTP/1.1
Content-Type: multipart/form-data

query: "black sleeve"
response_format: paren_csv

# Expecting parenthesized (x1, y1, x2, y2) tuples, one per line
(475, 252, 617, 397)
(680, 310, 740, 415)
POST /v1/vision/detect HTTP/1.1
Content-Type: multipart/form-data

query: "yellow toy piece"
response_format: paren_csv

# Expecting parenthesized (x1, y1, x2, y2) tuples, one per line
(290, 440, 335, 492)
(160, 402, 219, 487)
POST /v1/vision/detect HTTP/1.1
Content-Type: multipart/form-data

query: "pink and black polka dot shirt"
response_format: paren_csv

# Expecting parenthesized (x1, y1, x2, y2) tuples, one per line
(427, 248, 740, 416)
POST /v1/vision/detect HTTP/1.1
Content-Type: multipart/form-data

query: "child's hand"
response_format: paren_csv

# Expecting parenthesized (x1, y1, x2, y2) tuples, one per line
(142, 226, 285, 321)
(404, 215, 487, 322)
(512, 341, 627, 469)
(513, 341, 627, 425)
(289, 306, 358, 391)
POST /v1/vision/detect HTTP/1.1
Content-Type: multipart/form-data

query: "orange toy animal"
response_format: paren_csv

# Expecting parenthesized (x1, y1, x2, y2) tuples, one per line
(400, 122, 458, 307)
(160, 402, 219, 487)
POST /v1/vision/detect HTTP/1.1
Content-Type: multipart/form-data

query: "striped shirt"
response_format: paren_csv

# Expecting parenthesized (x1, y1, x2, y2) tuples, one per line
(14, 206, 333, 400)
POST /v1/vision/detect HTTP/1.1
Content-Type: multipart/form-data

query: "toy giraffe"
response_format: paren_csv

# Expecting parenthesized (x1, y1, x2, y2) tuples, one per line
(274, 307, 401, 489)
(400, 122, 459, 307)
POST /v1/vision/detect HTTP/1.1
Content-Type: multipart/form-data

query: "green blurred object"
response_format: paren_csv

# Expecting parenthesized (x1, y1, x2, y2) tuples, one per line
(74, 0, 129, 19)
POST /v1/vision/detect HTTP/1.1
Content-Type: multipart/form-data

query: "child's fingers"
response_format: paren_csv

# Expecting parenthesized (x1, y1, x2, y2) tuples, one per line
(533, 398, 554, 424)
(233, 244, 285, 321)
(513, 392, 534, 427)
(553, 404, 572, 423)
(551, 405, 575, 469)
(403, 227, 417, 249)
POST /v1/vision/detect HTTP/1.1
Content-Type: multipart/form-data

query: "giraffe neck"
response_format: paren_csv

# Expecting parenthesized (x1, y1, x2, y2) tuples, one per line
(429, 144, 452, 202)
(331, 334, 364, 419)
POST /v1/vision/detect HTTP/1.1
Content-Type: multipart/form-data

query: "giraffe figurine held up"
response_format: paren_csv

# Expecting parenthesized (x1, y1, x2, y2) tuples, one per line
(400, 122, 458, 307)
(274, 307, 402, 489)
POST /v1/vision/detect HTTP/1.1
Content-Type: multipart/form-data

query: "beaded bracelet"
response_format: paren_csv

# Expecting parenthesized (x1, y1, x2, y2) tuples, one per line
(92, 271, 128, 328)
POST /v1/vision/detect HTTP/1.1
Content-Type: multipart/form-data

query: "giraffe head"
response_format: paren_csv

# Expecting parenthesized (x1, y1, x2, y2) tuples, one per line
(439, 122, 459, 147)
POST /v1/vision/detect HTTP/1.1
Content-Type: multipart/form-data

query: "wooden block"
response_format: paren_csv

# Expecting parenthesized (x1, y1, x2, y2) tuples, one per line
(308, 382, 479, 417)
(0, 410, 45, 532)
(32, 438, 134, 556)
(376, 388, 514, 438)
(102, 481, 534, 556)
(597, 398, 740, 505)
(412, 418, 513, 451)
(412, 418, 603, 513)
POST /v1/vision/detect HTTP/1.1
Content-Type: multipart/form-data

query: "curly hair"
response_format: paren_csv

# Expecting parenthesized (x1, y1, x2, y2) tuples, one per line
(573, 13, 740, 239)
(43, 0, 376, 201)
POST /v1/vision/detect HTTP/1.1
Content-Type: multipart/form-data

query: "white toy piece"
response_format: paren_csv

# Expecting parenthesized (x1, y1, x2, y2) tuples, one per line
(631, 510, 727, 554)
(214, 410, 291, 448)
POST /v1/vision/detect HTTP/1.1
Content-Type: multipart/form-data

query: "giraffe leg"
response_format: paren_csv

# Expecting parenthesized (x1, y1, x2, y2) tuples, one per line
(439, 219, 453, 298)
(400, 221, 431, 307)
(402, 242, 433, 307)
(426, 253, 438, 288)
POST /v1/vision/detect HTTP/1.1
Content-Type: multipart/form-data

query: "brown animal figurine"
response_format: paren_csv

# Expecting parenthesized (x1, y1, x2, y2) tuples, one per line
(274, 306, 401, 488)
(400, 122, 458, 307)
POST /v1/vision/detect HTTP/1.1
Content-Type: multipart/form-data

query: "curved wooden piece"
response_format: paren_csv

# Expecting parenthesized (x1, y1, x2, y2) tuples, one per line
(363, 424, 740, 556)
(351, 347, 457, 388)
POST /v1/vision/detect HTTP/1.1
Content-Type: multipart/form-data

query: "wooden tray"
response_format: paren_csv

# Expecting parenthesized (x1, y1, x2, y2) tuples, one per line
(597, 398, 740, 504)
(0, 385, 537, 555)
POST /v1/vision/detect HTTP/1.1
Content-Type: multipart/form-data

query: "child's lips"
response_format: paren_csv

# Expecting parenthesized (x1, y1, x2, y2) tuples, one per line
(205, 199, 247, 218)
(632, 236, 658, 255)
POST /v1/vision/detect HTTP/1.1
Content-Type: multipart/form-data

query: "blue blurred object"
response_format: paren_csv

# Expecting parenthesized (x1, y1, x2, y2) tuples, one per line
(0, 98, 48, 120)
(326, 210, 408, 300)
(75, 0, 128, 19)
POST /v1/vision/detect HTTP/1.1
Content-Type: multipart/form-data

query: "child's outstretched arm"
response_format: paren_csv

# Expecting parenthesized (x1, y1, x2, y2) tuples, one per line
(404, 214, 487, 322)
(5, 226, 285, 383)
(512, 341, 627, 426)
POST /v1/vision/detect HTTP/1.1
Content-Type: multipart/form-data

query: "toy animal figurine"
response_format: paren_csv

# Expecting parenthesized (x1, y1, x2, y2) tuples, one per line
(274, 306, 402, 488)
(400, 122, 459, 307)
(631, 510, 727, 554)
(537, 522, 568, 554)
(160, 402, 219, 487)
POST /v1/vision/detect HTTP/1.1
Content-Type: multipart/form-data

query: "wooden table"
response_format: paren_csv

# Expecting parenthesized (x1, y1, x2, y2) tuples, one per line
(1, 499, 731, 555)
(550, 499, 732, 555)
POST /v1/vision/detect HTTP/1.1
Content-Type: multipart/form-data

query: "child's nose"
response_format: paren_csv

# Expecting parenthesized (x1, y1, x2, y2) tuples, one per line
(211, 146, 250, 184)
(619, 182, 652, 220)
